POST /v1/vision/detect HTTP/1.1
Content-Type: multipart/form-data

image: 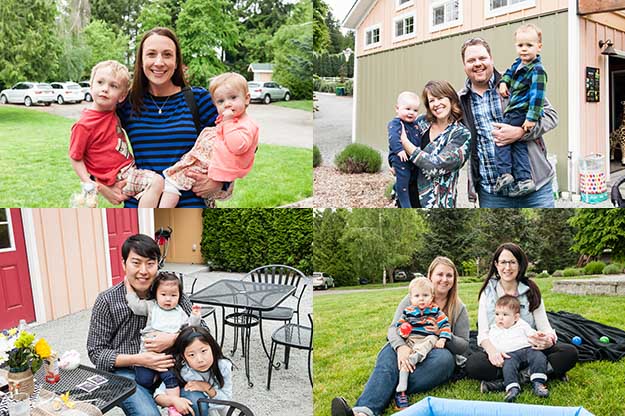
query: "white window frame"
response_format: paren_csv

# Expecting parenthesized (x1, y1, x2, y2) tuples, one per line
(393, 12, 416, 43)
(364, 24, 382, 50)
(396, 0, 414, 12)
(429, 0, 463, 32)
(0, 208, 16, 253)
(485, 0, 536, 19)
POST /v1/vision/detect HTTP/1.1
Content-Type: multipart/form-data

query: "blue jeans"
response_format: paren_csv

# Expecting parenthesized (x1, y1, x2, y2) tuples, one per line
(113, 368, 162, 416)
(478, 180, 555, 208)
(353, 343, 455, 416)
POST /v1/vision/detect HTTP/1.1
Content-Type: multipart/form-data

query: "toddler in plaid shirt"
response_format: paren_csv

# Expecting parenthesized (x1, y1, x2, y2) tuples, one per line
(496, 24, 548, 197)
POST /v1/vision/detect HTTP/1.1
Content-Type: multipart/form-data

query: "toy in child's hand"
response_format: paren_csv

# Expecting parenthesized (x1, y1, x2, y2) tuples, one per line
(599, 336, 610, 344)
(571, 336, 582, 346)
(399, 322, 412, 337)
(70, 182, 98, 208)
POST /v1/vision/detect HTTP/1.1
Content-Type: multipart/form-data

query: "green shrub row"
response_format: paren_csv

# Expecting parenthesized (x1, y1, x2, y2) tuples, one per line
(562, 267, 582, 277)
(313, 77, 354, 96)
(335, 144, 382, 173)
(313, 145, 322, 167)
(603, 263, 623, 275)
(200, 209, 312, 274)
(584, 261, 606, 275)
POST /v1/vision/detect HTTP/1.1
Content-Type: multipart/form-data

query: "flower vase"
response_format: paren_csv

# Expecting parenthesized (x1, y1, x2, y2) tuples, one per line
(7, 368, 35, 396)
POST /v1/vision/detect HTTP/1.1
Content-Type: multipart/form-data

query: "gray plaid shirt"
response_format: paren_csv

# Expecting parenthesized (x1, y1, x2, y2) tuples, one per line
(467, 75, 504, 194)
(86, 282, 199, 371)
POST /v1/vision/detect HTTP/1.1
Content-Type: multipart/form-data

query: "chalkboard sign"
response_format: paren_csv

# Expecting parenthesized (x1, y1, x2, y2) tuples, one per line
(586, 66, 600, 102)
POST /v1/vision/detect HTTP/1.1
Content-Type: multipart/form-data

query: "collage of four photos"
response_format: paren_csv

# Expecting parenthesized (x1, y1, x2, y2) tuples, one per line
(1, 0, 625, 415)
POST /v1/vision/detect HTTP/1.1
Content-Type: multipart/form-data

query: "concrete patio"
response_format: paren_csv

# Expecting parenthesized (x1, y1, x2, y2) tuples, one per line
(29, 263, 313, 416)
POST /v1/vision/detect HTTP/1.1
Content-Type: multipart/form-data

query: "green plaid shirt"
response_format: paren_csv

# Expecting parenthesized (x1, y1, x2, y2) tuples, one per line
(500, 55, 547, 122)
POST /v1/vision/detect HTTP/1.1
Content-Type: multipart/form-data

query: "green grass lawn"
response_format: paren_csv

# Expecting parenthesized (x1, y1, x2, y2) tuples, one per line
(0, 107, 311, 207)
(314, 276, 625, 416)
(273, 100, 312, 111)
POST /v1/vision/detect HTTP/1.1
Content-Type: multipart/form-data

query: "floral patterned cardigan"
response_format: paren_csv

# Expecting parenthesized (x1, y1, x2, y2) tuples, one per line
(407, 115, 471, 208)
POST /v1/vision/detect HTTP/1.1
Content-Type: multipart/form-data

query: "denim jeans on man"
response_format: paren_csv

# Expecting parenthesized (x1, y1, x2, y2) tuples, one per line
(495, 110, 531, 181)
(478, 180, 554, 208)
(114, 368, 209, 416)
(352, 344, 455, 416)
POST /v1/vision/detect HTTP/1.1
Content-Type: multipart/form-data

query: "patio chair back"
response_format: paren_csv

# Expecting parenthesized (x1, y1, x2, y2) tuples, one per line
(245, 264, 307, 323)
(197, 398, 255, 416)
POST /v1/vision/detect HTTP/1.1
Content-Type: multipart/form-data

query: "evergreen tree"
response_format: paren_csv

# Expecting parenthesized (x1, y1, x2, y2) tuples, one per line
(313, 209, 352, 286)
(312, 0, 329, 53)
(570, 209, 625, 262)
(531, 209, 577, 272)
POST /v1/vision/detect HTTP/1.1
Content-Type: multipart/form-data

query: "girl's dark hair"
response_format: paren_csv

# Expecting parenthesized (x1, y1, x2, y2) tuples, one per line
(149, 271, 183, 300)
(173, 326, 227, 388)
(130, 27, 188, 116)
(477, 242, 542, 312)
(421, 80, 463, 124)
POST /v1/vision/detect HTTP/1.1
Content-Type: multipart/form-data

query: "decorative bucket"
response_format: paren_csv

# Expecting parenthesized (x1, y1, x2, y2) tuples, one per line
(7, 368, 35, 396)
(579, 153, 608, 204)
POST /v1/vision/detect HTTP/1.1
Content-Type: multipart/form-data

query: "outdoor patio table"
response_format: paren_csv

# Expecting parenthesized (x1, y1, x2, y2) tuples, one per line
(190, 278, 295, 387)
(34, 364, 136, 413)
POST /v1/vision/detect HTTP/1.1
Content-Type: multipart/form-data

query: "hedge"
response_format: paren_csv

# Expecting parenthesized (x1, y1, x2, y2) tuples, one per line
(200, 209, 312, 274)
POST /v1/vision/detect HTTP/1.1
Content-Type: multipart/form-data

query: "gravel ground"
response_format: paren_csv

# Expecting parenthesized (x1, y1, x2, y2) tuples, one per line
(30, 269, 313, 416)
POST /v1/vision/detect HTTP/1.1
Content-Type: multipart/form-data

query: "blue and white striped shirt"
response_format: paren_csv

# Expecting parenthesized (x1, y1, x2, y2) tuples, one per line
(467, 76, 504, 194)
(117, 87, 218, 207)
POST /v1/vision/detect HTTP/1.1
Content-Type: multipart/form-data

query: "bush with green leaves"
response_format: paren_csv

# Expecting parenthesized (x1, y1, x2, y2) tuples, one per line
(552, 270, 564, 277)
(313, 145, 322, 167)
(603, 263, 623, 275)
(526, 271, 537, 278)
(584, 261, 607, 275)
(335, 144, 381, 174)
(536, 271, 551, 279)
(563, 267, 581, 277)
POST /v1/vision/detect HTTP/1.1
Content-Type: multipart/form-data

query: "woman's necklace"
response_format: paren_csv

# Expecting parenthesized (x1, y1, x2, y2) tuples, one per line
(150, 94, 171, 114)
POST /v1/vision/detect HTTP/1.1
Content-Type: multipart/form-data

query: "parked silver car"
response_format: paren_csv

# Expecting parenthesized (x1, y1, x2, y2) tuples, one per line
(0, 82, 55, 106)
(50, 82, 83, 104)
(248, 81, 291, 104)
(312, 272, 335, 290)
(79, 81, 92, 102)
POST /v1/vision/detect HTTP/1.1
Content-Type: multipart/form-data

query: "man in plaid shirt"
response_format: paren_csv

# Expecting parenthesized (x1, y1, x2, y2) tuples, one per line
(458, 38, 558, 208)
(87, 234, 207, 416)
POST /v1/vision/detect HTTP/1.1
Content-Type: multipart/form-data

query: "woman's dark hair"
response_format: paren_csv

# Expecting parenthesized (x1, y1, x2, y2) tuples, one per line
(149, 271, 183, 300)
(477, 242, 542, 312)
(130, 27, 188, 116)
(421, 80, 463, 124)
(121, 234, 161, 262)
(173, 326, 228, 388)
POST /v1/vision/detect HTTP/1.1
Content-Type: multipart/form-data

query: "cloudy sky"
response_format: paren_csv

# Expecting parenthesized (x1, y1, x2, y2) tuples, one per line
(325, 0, 354, 24)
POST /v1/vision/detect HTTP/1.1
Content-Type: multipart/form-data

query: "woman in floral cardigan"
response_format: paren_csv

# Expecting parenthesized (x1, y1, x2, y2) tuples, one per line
(400, 80, 471, 208)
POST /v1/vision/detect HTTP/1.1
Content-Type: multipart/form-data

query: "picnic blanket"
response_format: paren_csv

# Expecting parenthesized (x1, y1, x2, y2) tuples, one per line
(467, 311, 625, 362)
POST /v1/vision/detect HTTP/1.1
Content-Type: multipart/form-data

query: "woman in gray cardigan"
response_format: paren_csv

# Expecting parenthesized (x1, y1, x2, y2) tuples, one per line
(331, 256, 470, 416)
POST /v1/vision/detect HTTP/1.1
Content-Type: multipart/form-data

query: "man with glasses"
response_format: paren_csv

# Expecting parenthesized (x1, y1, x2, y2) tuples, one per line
(458, 38, 558, 208)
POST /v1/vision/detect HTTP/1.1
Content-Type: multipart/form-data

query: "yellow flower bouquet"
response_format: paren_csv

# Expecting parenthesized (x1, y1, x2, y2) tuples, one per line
(0, 327, 52, 373)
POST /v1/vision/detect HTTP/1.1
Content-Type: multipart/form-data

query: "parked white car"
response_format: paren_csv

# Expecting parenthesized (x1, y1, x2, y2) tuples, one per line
(0, 82, 55, 106)
(50, 82, 83, 104)
(248, 81, 291, 104)
(78, 81, 92, 102)
(312, 272, 335, 290)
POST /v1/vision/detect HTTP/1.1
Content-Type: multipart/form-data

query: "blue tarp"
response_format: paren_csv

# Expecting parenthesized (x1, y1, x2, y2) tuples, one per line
(393, 396, 594, 416)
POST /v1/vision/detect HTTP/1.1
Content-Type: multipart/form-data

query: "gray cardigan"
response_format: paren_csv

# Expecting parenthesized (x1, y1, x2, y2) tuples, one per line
(387, 295, 470, 359)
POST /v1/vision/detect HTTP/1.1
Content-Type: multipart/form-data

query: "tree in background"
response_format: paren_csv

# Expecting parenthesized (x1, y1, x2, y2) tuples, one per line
(0, 0, 61, 87)
(313, 209, 353, 286)
(570, 208, 625, 263)
(312, 0, 329, 53)
(177, 0, 239, 87)
(531, 209, 577, 272)
(312, 9, 354, 78)
(137, 0, 173, 33)
(270, 0, 313, 99)
(83, 20, 130, 78)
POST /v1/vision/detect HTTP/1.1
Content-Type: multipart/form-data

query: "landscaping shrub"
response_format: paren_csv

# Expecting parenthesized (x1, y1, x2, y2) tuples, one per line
(552, 270, 564, 277)
(584, 261, 607, 275)
(603, 263, 623, 275)
(526, 271, 537, 278)
(313, 145, 322, 167)
(536, 271, 551, 279)
(335, 144, 382, 173)
(563, 267, 580, 277)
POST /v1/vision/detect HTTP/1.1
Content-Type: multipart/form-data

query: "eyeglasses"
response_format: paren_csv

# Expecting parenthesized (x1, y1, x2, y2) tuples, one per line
(497, 260, 518, 268)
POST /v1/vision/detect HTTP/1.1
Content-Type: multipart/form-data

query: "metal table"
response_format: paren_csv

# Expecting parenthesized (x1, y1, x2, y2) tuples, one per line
(190, 279, 295, 387)
(34, 365, 136, 413)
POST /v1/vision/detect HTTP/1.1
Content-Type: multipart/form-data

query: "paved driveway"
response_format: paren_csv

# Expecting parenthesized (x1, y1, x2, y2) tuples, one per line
(5, 100, 312, 148)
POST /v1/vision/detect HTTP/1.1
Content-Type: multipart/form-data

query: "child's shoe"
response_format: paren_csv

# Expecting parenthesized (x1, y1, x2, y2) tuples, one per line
(504, 386, 521, 402)
(508, 179, 536, 197)
(532, 381, 549, 398)
(394, 391, 409, 409)
(480, 379, 505, 393)
(168, 406, 183, 416)
(494, 173, 514, 193)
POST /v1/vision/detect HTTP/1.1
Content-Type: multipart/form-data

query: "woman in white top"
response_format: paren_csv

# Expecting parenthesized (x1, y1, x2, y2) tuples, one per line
(465, 242, 578, 389)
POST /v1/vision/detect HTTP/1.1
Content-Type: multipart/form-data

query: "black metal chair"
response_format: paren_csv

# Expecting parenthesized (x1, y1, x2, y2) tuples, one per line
(197, 398, 255, 416)
(267, 313, 313, 389)
(188, 275, 218, 339)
